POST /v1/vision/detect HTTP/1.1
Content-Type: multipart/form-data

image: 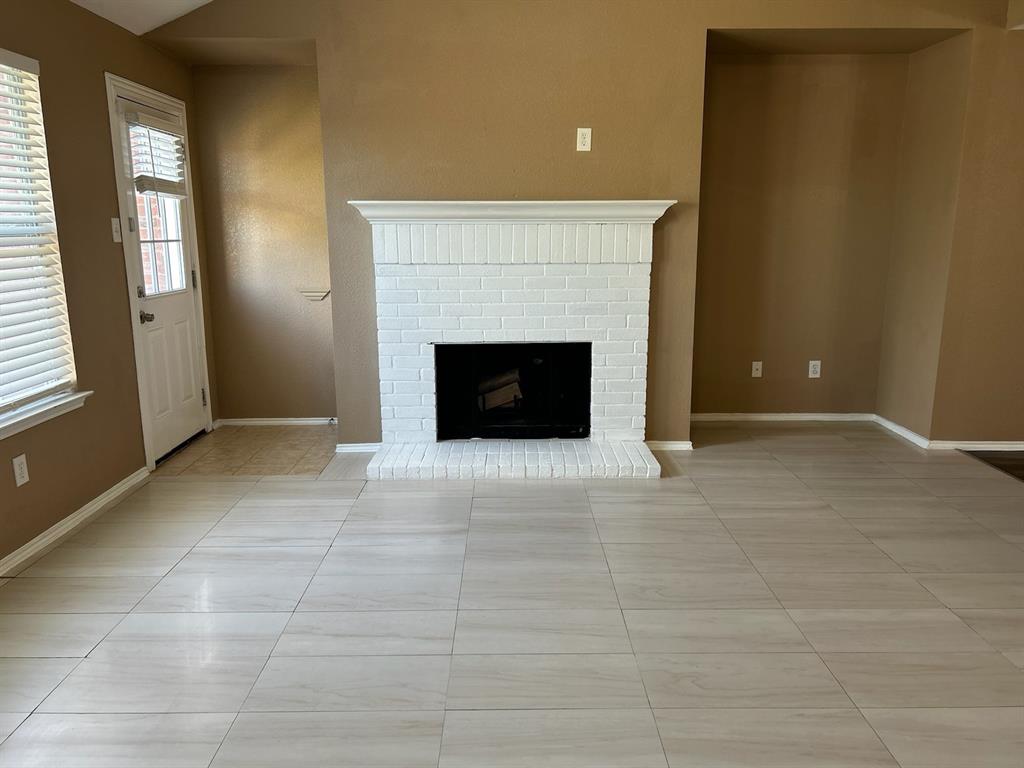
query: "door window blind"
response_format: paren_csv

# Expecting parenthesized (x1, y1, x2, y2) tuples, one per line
(123, 110, 189, 295)
(0, 52, 77, 414)
(126, 113, 187, 198)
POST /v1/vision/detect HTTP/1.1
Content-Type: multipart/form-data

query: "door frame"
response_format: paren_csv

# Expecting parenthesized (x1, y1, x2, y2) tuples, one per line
(104, 73, 213, 469)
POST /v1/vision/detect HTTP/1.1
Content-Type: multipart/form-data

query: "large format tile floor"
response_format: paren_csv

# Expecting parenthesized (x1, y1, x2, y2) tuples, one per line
(0, 421, 1022, 766)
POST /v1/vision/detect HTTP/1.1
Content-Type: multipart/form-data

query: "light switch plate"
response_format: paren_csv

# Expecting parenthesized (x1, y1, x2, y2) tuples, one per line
(751, 361, 763, 378)
(111, 217, 122, 243)
(576, 127, 592, 152)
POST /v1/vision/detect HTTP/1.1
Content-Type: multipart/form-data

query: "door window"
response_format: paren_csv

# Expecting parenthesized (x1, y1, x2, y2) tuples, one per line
(126, 120, 188, 296)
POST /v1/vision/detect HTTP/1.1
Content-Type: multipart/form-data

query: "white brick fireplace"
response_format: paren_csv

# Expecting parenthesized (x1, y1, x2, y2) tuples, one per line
(349, 200, 674, 479)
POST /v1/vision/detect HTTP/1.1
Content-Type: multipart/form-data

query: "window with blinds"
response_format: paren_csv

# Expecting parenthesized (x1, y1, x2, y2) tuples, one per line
(127, 117, 186, 197)
(125, 114, 188, 296)
(0, 51, 77, 415)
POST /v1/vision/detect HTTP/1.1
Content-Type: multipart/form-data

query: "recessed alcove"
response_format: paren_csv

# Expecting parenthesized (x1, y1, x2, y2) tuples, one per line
(693, 28, 973, 437)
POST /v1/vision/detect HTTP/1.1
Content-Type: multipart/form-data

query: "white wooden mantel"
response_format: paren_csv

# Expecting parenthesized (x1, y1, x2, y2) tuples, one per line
(349, 199, 675, 223)
(349, 199, 676, 478)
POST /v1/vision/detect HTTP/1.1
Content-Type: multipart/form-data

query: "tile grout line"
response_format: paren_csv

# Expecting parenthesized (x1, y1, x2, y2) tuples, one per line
(25, 492, 250, 717)
(702, 459, 909, 768)
(437, 482, 477, 768)
(5, 424, 1021, 764)
(1, 483, 261, 753)
(629, 475, 723, 768)
(204, 479, 358, 768)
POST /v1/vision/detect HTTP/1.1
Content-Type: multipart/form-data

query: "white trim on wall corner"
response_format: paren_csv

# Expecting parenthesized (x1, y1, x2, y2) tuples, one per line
(0, 467, 149, 577)
(214, 418, 336, 428)
(870, 414, 930, 449)
(336, 443, 382, 453)
(690, 412, 1022, 451)
(646, 441, 694, 451)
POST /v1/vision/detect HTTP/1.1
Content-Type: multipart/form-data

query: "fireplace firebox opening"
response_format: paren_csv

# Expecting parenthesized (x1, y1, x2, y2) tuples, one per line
(435, 342, 591, 440)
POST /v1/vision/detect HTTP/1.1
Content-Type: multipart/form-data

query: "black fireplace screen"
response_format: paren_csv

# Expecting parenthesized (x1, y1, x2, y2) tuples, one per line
(435, 342, 591, 440)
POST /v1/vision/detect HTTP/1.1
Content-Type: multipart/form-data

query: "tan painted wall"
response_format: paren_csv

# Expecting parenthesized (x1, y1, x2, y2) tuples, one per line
(1008, 0, 1024, 29)
(0, 0, 208, 559)
(3, 0, 1018, 562)
(693, 54, 906, 414)
(930, 28, 1024, 440)
(150, 0, 1013, 444)
(3, 0, 1019, 559)
(875, 33, 972, 437)
(193, 66, 335, 418)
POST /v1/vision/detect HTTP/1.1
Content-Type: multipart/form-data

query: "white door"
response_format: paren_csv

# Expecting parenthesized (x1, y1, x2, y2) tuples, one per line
(108, 86, 209, 463)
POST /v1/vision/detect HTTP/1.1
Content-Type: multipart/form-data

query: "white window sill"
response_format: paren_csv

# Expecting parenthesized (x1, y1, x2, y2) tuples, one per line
(0, 390, 93, 441)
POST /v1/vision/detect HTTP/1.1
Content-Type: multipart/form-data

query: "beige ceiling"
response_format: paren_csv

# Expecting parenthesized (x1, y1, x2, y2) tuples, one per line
(69, 0, 212, 35)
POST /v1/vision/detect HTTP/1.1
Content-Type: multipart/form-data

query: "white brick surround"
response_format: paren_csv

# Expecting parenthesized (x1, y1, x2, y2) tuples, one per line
(350, 200, 674, 478)
(368, 439, 662, 480)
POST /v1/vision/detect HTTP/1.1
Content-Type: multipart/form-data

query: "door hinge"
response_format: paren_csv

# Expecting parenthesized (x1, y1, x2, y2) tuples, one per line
(191, 269, 197, 289)
(127, 216, 136, 233)
(201, 388, 207, 407)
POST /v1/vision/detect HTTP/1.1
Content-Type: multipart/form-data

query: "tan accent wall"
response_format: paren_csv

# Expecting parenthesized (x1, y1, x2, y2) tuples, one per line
(0, 0, 208, 559)
(193, 66, 335, 419)
(149, 0, 1016, 445)
(693, 54, 906, 414)
(1008, 0, 1024, 29)
(930, 28, 1024, 440)
(875, 33, 972, 437)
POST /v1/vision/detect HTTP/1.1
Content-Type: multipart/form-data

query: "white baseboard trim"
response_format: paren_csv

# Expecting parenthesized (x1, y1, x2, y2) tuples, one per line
(0, 467, 149, 577)
(928, 440, 1024, 451)
(336, 442, 382, 453)
(646, 441, 694, 451)
(215, 418, 336, 427)
(870, 416, 1024, 451)
(870, 414, 931, 449)
(691, 412, 877, 422)
(690, 412, 1021, 451)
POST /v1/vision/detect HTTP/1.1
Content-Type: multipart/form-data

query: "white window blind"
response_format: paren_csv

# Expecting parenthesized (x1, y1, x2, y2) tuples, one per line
(123, 109, 189, 295)
(0, 51, 77, 414)
(126, 113, 186, 198)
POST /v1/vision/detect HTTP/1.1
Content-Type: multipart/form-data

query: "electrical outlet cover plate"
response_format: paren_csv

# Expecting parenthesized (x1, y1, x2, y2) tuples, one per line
(576, 128, 592, 152)
(809, 360, 822, 378)
(751, 361, 763, 378)
(12, 454, 29, 487)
